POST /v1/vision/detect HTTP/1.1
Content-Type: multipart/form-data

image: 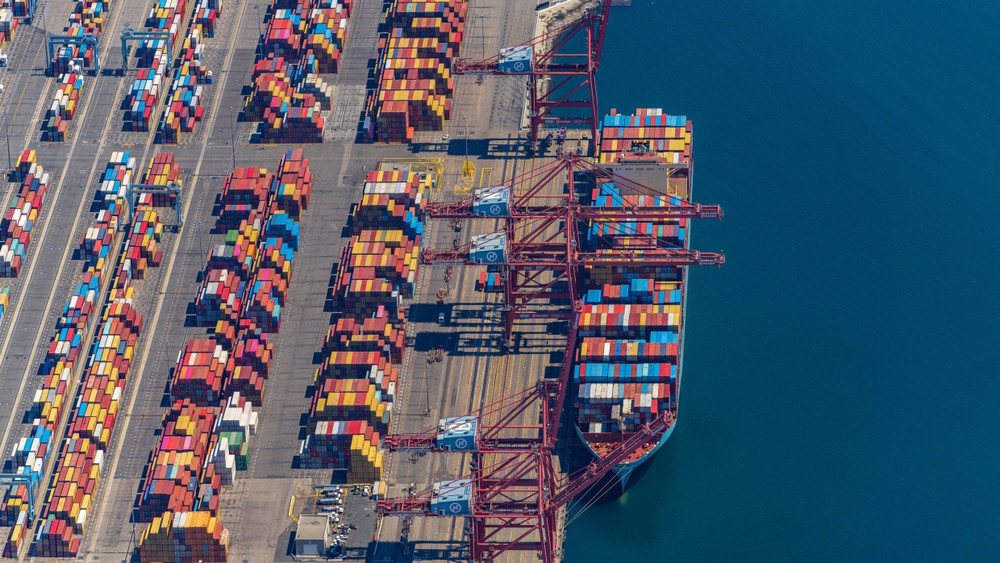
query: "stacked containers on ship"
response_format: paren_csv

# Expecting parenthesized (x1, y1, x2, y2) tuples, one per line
(597, 109, 691, 166)
(574, 180, 686, 442)
(365, 0, 466, 142)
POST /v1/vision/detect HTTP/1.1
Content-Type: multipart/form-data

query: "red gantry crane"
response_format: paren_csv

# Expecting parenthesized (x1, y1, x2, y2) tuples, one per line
(453, 1, 614, 151)
(422, 154, 722, 348)
(376, 153, 723, 561)
(379, 381, 673, 562)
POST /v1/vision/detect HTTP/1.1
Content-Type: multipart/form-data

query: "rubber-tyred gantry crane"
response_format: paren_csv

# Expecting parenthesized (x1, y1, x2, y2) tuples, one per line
(453, 1, 614, 151)
(376, 154, 722, 561)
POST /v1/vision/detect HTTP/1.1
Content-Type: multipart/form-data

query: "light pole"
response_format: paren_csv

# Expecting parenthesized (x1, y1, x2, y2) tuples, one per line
(229, 106, 236, 171)
(3, 114, 11, 174)
(463, 115, 470, 173)
(423, 361, 430, 417)
(254, 5, 263, 60)
(479, 15, 486, 60)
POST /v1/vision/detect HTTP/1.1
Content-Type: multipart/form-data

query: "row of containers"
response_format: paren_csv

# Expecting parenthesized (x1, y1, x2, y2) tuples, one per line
(573, 167, 688, 446)
(295, 168, 428, 491)
(44, 1, 112, 140)
(243, 0, 352, 143)
(124, 0, 195, 131)
(0, 151, 50, 277)
(42, 73, 84, 142)
(155, 0, 222, 144)
(135, 149, 310, 562)
(0, 151, 176, 557)
(49, 1, 108, 75)
(1, 151, 134, 555)
(10, 0, 36, 19)
(475, 269, 501, 293)
(0, 7, 20, 50)
(363, 0, 467, 143)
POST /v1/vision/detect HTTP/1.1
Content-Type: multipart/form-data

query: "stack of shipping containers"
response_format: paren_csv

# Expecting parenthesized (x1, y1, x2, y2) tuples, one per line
(139, 510, 229, 561)
(475, 270, 502, 292)
(50, 1, 108, 74)
(243, 0, 352, 143)
(124, 0, 193, 131)
(597, 108, 692, 166)
(11, 0, 36, 18)
(296, 169, 428, 492)
(44, 1, 111, 141)
(573, 110, 692, 460)
(364, 0, 466, 143)
(0, 8, 19, 50)
(0, 152, 133, 557)
(43, 73, 84, 142)
(155, 0, 222, 144)
(0, 151, 49, 277)
(134, 150, 310, 561)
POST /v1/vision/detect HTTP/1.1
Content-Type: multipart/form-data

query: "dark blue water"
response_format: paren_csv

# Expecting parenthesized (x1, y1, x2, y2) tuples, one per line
(565, 1, 1000, 561)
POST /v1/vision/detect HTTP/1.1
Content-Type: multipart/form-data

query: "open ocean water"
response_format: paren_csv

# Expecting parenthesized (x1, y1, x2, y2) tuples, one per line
(564, 1, 1000, 561)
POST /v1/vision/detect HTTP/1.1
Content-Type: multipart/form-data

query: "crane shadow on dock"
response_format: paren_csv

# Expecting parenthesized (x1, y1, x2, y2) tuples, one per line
(367, 540, 468, 563)
(407, 137, 532, 160)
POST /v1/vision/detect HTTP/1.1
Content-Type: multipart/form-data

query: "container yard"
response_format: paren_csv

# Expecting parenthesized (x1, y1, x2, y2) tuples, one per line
(0, 0, 721, 561)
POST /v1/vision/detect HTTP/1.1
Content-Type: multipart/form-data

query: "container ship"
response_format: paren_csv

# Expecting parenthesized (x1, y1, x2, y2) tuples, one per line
(573, 108, 693, 489)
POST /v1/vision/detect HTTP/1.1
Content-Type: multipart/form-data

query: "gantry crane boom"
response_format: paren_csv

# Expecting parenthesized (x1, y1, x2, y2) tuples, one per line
(425, 155, 724, 220)
(382, 384, 556, 454)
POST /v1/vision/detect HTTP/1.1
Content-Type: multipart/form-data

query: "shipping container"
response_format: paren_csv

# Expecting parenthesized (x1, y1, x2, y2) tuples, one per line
(1, 152, 50, 277)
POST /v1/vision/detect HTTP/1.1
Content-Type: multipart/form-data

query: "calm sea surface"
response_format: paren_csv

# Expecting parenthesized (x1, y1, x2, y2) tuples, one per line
(564, 1, 1000, 561)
